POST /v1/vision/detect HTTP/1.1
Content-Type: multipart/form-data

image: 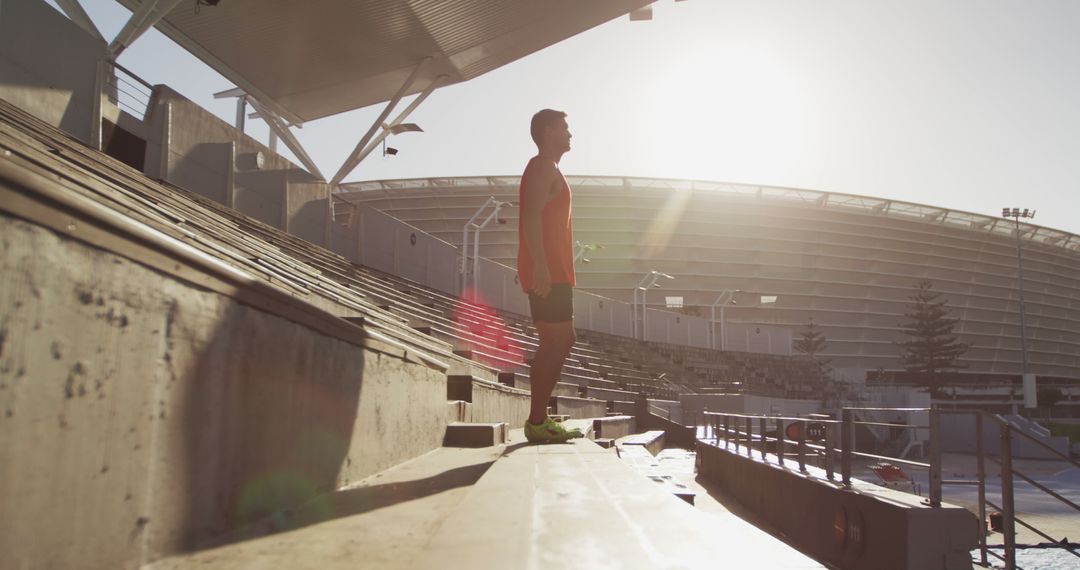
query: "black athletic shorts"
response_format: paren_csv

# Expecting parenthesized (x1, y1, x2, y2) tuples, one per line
(528, 283, 574, 323)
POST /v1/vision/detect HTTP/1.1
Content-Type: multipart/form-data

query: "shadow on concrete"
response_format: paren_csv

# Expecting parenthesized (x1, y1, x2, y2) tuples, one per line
(172, 301, 369, 554)
(196, 460, 497, 550)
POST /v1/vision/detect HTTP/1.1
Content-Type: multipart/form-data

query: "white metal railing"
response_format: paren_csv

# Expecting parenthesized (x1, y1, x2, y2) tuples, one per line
(701, 408, 1080, 570)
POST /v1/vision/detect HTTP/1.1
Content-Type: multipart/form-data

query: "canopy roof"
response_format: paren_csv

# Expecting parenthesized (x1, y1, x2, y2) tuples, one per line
(118, 0, 651, 124)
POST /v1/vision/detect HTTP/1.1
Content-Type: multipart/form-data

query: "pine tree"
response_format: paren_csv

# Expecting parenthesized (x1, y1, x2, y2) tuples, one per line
(897, 280, 968, 385)
(794, 318, 832, 382)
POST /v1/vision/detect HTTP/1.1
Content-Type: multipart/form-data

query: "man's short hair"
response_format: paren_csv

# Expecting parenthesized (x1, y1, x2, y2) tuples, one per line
(530, 109, 567, 146)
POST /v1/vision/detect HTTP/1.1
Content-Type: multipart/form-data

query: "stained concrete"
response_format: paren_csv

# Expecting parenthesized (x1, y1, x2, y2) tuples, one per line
(0, 215, 448, 569)
(697, 440, 979, 570)
(140, 445, 506, 570)
(413, 431, 823, 570)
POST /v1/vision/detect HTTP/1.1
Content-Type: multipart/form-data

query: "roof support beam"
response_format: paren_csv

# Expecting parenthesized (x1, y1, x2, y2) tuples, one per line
(55, 0, 104, 41)
(247, 97, 325, 181)
(330, 74, 446, 188)
(108, 0, 184, 59)
(329, 58, 431, 187)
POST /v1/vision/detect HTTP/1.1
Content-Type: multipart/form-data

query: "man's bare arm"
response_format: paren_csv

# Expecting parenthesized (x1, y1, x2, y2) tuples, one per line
(521, 160, 559, 296)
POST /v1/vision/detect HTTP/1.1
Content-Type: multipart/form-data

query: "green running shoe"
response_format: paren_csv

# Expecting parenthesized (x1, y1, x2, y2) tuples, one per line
(524, 417, 585, 443)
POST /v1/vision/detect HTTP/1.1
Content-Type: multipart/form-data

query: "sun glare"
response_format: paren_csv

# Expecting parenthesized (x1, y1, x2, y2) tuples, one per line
(643, 47, 814, 182)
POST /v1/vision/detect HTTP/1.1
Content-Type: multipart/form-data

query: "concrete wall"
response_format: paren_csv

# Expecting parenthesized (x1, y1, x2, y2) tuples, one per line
(679, 394, 827, 426)
(0, 215, 449, 569)
(143, 87, 312, 231)
(0, 0, 105, 145)
(697, 442, 978, 570)
(939, 414, 1070, 459)
(643, 306, 710, 349)
(286, 181, 330, 246)
(465, 380, 530, 427)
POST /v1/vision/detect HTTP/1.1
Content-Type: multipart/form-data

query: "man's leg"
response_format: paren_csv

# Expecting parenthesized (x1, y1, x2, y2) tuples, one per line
(527, 320, 576, 424)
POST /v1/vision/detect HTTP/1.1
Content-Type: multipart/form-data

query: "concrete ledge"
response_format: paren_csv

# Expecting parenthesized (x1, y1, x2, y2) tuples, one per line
(586, 386, 635, 401)
(621, 430, 666, 456)
(617, 444, 696, 505)
(592, 415, 635, 440)
(696, 442, 978, 570)
(463, 377, 530, 427)
(444, 423, 508, 448)
(447, 374, 478, 402)
(497, 372, 578, 397)
(550, 395, 607, 419)
(413, 433, 823, 569)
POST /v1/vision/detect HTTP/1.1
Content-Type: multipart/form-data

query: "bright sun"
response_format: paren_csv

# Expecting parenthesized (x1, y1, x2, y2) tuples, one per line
(643, 47, 815, 183)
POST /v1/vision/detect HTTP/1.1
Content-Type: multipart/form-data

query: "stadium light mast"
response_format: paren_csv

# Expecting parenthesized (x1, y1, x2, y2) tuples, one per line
(710, 289, 740, 351)
(634, 271, 673, 341)
(461, 197, 512, 301)
(1002, 207, 1036, 408)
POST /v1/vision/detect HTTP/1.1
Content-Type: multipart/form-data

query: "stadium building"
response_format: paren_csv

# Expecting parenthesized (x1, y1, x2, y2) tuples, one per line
(342, 176, 1080, 385)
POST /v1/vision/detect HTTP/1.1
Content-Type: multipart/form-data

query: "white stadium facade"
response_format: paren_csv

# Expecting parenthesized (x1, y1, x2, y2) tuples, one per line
(341, 176, 1080, 386)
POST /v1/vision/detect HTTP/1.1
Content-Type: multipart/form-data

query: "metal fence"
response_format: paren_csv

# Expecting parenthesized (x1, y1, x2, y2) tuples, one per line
(105, 61, 153, 121)
(701, 408, 1079, 570)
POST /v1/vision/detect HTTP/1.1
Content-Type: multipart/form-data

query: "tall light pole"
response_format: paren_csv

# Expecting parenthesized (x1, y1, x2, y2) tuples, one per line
(1002, 207, 1036, 408)
(634, 271, 673, 341)
(710, 289, 740, 350)
(461, 197, 512, 300)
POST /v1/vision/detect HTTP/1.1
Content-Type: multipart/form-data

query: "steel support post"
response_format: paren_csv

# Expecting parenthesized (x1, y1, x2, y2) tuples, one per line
(776, 419, 785, 467)
(1000, 423, 1017, 570)
(759, 417, 767, 460)
(797, 422, 807, 472)
(56, 0, 104, 41)
(329, 59, 430, 187)
(745, 417, 753, 457)
(841, 409, 853, 486)
(929, 408, 942, 507)
(108, 0, 184, 59)
(247, 97, 325, 180)
(90, 59, 105, 150)
(976, 414, 988, 567)
(825, 423, 835, 480)
(1013, 217, 1031, 383)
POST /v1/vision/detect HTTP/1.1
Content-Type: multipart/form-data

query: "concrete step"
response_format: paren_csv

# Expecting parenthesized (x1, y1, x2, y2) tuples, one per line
(497, 371, 579, 398)
(591, 415, 636, 440)
(549, 395, 607, 419)
(412, 431, 824, 570)
(141, 445, 506, 570)
(444, 422, 509, 448)
(616, 443, 696, 505)
(621, 430, 667, 456)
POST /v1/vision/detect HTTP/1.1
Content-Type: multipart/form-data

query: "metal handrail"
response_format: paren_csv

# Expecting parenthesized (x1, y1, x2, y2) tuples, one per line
(699, 407, 1079, 569)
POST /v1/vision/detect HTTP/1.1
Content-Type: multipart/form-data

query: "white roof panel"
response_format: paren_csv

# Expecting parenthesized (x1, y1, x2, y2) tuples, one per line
(119, 0, 651, 123)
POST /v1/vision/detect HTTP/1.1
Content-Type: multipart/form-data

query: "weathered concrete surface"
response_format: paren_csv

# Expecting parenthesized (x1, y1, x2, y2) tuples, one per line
(285, 182, 330, 247)
(0, 215, 448, 569)
(696, 441, 978, 570)
(412, 432, 823, 570)
(467, 377, 530, 427)
(443, 422, 509, 447)
(550, 395, 607, 419)
(141, 445, 504, 570)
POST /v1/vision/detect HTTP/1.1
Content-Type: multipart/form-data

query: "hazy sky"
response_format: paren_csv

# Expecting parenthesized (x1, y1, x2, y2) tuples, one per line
(55, 1, 1080, 236)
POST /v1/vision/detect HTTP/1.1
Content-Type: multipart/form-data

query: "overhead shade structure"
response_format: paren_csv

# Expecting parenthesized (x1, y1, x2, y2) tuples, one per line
(116, 0, 654, 124)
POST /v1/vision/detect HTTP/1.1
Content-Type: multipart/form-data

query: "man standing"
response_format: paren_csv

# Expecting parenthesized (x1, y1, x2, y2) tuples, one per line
(518, 109, 584, 443)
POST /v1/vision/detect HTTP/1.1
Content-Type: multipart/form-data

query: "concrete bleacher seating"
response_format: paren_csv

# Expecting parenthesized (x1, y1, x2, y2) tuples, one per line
(2, 95, 837, 570)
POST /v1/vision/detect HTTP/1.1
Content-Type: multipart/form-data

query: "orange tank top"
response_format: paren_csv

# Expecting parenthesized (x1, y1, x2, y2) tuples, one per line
(517, 157, 575, 293)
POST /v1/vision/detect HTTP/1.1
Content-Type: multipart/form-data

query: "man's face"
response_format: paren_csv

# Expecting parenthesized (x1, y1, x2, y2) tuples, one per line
(550, 118, 572, 152)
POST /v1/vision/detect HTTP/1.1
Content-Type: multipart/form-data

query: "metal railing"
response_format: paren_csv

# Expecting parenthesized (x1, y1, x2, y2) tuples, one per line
(104, 61, 154, 121)
(701, 408, 1079, 570)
